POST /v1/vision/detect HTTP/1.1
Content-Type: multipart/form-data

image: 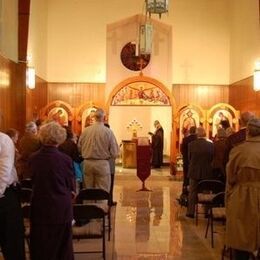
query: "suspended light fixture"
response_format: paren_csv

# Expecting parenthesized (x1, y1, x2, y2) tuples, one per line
(139, 23, 153, 55)
(253, 60, 260, 91)
(146, 0, 169, 18)
(26, 67, 36, 89)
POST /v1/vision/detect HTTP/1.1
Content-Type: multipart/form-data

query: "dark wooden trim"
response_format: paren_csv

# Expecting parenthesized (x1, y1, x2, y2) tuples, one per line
(18, 0, 30, 62)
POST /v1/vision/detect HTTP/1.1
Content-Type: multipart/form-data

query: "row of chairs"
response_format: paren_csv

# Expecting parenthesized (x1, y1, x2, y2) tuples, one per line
(20, 183, 111, 260)
(195, 180, 226, 257)
(194, 180, 259, 259)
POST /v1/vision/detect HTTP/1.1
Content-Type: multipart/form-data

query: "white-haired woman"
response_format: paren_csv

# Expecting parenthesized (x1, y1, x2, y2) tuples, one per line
(29, 122, 75, 260)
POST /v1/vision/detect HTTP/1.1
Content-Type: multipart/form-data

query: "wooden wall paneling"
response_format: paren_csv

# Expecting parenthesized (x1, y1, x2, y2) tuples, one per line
(18, 0, 30, 62)
(229, 77, 260, 116)
(0, 57, 12, 131)
(0, 55, 26, 133)
(26, 76, 48, 122)
(47, 83, 106, 109)
(12, 63, 26, 134)
(172, 84, 229, 109)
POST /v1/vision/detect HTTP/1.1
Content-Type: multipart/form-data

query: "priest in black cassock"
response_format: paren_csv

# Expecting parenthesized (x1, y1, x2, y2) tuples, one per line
(149, 120, 164, 168)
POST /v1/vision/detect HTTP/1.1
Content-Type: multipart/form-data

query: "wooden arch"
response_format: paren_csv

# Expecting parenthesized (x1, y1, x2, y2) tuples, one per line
(39, 100, 74, 126)
(206, 103, 240, 139)
(106, 75, 178, 166)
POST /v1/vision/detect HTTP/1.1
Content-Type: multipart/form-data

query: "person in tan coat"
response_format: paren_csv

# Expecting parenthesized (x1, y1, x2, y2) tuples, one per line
(225, 118, 260, 259)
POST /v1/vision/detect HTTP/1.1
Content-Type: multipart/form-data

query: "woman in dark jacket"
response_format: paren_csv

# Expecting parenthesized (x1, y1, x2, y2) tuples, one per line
(29, 122, 75, 260)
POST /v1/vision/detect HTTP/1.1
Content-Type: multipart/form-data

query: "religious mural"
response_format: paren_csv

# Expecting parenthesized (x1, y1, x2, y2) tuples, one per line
(81, 107, 97, 132)
(212, 109, 233, 137)
(47, 107, 68, 126)
(179, 108, 200, 145)
(111, 82, 170, 106)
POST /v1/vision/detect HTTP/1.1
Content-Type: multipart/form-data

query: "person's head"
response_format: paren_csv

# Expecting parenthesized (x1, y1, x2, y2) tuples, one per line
(247, 118, 260, 137)
(57, 109, 63, 115)
(94, 108, 105, 122)
(220, 120, 230, 130)
(5, 128, 19, 143)
(240, 111, 255, 127)
(189, 126, 197, 135)
(39, 122, 66, 146)
(219, 111, 224, 118)
(216, 128, 227, 139)
(196, 127, 206, 138)
(25, 121, 38, 135)
(154, 120, 161, 129)
(63, 126, 73, 140)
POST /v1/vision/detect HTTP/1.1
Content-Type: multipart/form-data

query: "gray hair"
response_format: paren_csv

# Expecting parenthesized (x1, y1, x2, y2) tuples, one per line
(25, 121, 37, 134)
(247, 118, 260, 137)
(39, 122, 66, 145)
(217, 128, 226, 138)
(196, 127, 206, 137)
(240, 111, 255, 127)
(94, 108, 105, 122)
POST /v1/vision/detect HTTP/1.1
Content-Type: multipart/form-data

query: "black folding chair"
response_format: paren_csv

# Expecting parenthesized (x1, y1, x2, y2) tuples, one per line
(76, 188, 111, 240)
(195, 180, 225, 225)
(20, 178, 32, 189)
(73, 204, 106, 259)
(205, 192, 225, 248)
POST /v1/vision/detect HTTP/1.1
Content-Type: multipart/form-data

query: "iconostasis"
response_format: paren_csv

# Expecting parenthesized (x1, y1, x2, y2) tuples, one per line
(39, 99, 240, 161)
(176, 103, 239, 154)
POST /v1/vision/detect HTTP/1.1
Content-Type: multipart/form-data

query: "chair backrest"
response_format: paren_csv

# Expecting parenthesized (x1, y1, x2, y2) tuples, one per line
(212, 192, 225, 207)
(22, 204, 31, 219)
(73, 204, 105, 225)
(20, 178, 32, 189)
(20, 188, 32, 204)
(76, 188, 110, 204)
(197, 180, 225, 194)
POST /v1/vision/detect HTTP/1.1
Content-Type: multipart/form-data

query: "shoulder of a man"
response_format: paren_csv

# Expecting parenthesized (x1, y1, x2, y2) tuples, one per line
(0, 132, 12, 147)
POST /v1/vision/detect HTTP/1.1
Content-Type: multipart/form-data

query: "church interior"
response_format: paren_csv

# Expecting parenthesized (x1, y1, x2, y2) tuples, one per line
(0, 0, 260, 259)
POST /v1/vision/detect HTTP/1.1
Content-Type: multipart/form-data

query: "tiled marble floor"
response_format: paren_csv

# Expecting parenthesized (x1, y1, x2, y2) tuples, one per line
(75, 166, 226, 259)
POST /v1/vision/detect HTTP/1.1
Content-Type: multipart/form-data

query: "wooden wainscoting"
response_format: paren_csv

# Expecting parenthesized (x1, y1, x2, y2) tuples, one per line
(172, 84, 229, 109)
(229, 76, 260, 116)
(47, 82, 106, 108)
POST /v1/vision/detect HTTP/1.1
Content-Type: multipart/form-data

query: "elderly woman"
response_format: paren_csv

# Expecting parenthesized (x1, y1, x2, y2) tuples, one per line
(17, 121, 41, 180)
(226, 118, 260, 259)
(29, 122, 75, 260)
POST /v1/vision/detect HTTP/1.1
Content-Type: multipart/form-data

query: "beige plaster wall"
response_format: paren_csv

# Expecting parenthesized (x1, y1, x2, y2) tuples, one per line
(106, 15, 172, 99)
(31, 0, 230, 86)
(28, 0, 48, 79)
(0, 0, 18, 62)
(229, 0, 260, 83)
(109, 106, 172, 156)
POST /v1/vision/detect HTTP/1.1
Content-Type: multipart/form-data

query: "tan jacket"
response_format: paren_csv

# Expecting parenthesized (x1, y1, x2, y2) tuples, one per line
(225, 136, 260, 252)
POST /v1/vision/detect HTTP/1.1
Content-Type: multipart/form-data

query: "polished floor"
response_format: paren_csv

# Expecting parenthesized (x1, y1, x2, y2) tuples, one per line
(75, 166, 226, 259)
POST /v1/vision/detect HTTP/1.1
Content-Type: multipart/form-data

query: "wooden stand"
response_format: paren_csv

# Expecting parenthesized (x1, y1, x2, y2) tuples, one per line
(136, 144, 152, 192)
